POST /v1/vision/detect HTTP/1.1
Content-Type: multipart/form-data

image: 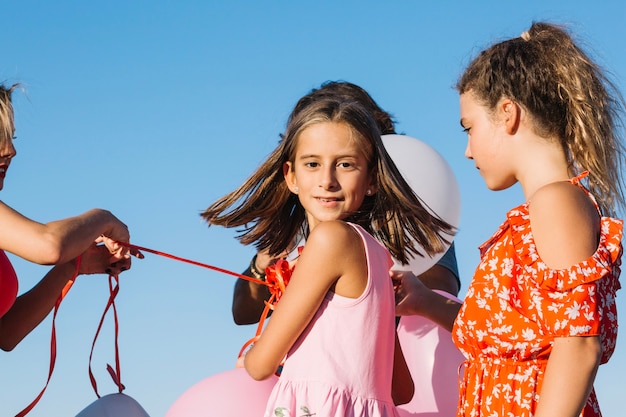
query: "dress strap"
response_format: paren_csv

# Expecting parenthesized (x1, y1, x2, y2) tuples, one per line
(569, 171, 602, 215)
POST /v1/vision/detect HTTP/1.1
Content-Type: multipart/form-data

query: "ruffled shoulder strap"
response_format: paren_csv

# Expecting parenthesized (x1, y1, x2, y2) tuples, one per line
(507, 186, 623, 291)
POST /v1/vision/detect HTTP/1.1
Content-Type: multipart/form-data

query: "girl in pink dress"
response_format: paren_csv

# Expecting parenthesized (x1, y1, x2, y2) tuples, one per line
(203, 96, 454, 416)
(394, 22, 625, 416)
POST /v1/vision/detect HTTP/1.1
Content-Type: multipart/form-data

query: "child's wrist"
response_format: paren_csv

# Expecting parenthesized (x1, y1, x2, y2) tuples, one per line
(249, 255, 266, 281)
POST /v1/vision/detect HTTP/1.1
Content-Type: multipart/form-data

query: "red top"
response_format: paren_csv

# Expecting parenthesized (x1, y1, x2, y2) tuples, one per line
(0, 250, 18, 318)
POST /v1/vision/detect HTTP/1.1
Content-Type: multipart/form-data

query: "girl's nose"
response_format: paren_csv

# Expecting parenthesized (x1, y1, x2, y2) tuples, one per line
(464, 142, 472, 160)
(0, 137, 16, 160)
(319, 167, 338, 190)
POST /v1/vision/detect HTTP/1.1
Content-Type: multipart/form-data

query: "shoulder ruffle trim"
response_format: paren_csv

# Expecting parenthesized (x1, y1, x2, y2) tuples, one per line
(507, 205, 623, 292)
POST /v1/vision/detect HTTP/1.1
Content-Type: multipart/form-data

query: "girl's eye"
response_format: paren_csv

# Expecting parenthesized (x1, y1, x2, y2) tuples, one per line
(462, 127, 470, 134)
(304, 162, 319, 168)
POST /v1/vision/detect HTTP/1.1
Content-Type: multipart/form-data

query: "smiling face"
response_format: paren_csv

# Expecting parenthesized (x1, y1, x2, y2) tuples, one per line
(283, 121, 376, 231)
(459, 92, 518, 191)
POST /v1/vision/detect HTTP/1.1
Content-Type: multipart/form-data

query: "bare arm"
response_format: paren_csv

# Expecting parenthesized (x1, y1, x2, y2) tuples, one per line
(244, 221, 365, 380)
(534, 336, 601, 417)
(232, 252, 277, 325)
(0, 200, 138, 350)
(417, 264, 459, 296)
(419, 243, 460, 296)
(392, 331, 414, 405)
(0, 201, 132, 264)
(393, 269, 461, 332)
(235, 244, 460, 325)
(529, 182, 602, 414)
(0, 243, 132, 351)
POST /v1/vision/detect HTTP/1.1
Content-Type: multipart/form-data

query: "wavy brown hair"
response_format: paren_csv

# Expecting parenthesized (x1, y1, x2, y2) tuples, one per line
(457, 22, 626, 216)
(288, 81, 397, 135)
(201, 97, 454, 264)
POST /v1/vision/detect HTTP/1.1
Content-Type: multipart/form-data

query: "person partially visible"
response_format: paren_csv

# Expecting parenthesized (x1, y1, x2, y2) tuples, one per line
(395, 21, 624, 417)
(0, 82, 141, 351)
(232, 81, 460, 326)
(202, 96, 454, 416)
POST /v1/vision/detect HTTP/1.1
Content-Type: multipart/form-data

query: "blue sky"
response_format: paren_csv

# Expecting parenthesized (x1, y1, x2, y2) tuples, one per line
(1, 1, 625, 416)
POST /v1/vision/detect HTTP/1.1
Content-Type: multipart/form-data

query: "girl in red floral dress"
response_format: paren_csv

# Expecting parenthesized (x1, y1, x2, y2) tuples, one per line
(394, 22, 625, 416)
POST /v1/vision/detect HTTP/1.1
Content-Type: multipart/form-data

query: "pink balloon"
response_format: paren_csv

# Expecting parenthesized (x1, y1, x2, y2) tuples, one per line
(165, 367, 278, 417)
(396, 291, 465, 417)
(75, 393, 150, 417)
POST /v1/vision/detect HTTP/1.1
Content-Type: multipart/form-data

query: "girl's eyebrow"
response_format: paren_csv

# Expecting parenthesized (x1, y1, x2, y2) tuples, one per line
(298, 153, 359, 159)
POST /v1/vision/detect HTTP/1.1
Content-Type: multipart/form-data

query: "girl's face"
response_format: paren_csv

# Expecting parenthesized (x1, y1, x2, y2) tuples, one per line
(459, 92, 517, 191)
(284, 121, 376, 231)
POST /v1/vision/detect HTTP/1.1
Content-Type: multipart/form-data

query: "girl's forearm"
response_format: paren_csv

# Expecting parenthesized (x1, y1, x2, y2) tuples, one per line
(418, 289, 461, 332)
(0, 261, 77, 351)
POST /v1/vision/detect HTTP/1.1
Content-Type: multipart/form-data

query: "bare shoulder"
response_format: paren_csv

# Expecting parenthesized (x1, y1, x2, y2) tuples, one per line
(307, 221, 361, 251)
(529, 181, 600, 269)
(303, 221, 367, 293)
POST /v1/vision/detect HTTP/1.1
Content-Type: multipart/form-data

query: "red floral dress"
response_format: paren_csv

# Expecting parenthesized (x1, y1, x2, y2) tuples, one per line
(452, 175, 623, 416)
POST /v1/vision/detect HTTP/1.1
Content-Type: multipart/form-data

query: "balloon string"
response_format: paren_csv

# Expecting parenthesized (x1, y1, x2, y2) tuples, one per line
(118, 242, 297, 366)
(15, 256, 81, 417)
(118, 242, 266, 285)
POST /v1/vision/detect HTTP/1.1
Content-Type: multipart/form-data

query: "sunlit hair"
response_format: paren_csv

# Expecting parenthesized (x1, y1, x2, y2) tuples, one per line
(0, 83, 18, 145)
(202, 97, 454, 264)
(288, 81, 397, 135)
(457, 21, 626, 216)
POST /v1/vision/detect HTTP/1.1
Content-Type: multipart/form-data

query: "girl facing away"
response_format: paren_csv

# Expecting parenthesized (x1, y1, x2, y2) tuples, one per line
(202, 97, 453, 416)
(395, 22, 625, 417)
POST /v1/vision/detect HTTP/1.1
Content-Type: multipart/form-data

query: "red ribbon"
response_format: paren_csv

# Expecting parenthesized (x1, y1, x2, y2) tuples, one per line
(16, 257, 127, 416)
(117, 242, 266, 285)
(88, 274, 125, 397)
(15, 256, 81, 417)
(237, 258, 296, 361)
(118, 242, 298, 365)
(16, 241, 298, 416)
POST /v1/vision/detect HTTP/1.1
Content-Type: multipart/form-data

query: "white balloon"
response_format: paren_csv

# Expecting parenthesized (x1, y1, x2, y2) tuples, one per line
(75, 393, 150, 417)
(382, 134, 461, 275)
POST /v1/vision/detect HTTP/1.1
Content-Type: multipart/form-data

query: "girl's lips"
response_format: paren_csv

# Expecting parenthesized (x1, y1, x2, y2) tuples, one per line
(315, 197, 341, 207)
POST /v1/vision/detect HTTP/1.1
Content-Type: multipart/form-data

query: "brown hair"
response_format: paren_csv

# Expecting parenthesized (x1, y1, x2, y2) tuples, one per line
(457, 22, 626, 216)
(201, 97, 454, 264)
(289, 81, 396, 135)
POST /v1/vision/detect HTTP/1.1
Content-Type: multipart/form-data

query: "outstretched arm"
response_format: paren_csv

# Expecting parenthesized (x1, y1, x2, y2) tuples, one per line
(393, 270, 461, 332)
(0, 242, 132, 351)
(0, 201, 132, 264)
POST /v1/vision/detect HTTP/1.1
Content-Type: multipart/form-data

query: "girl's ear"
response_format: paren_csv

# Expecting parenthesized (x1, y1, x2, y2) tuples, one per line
(501, 98, 521, 134)
(283, 161, 298, 193)
(367, 175, 378, 196)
